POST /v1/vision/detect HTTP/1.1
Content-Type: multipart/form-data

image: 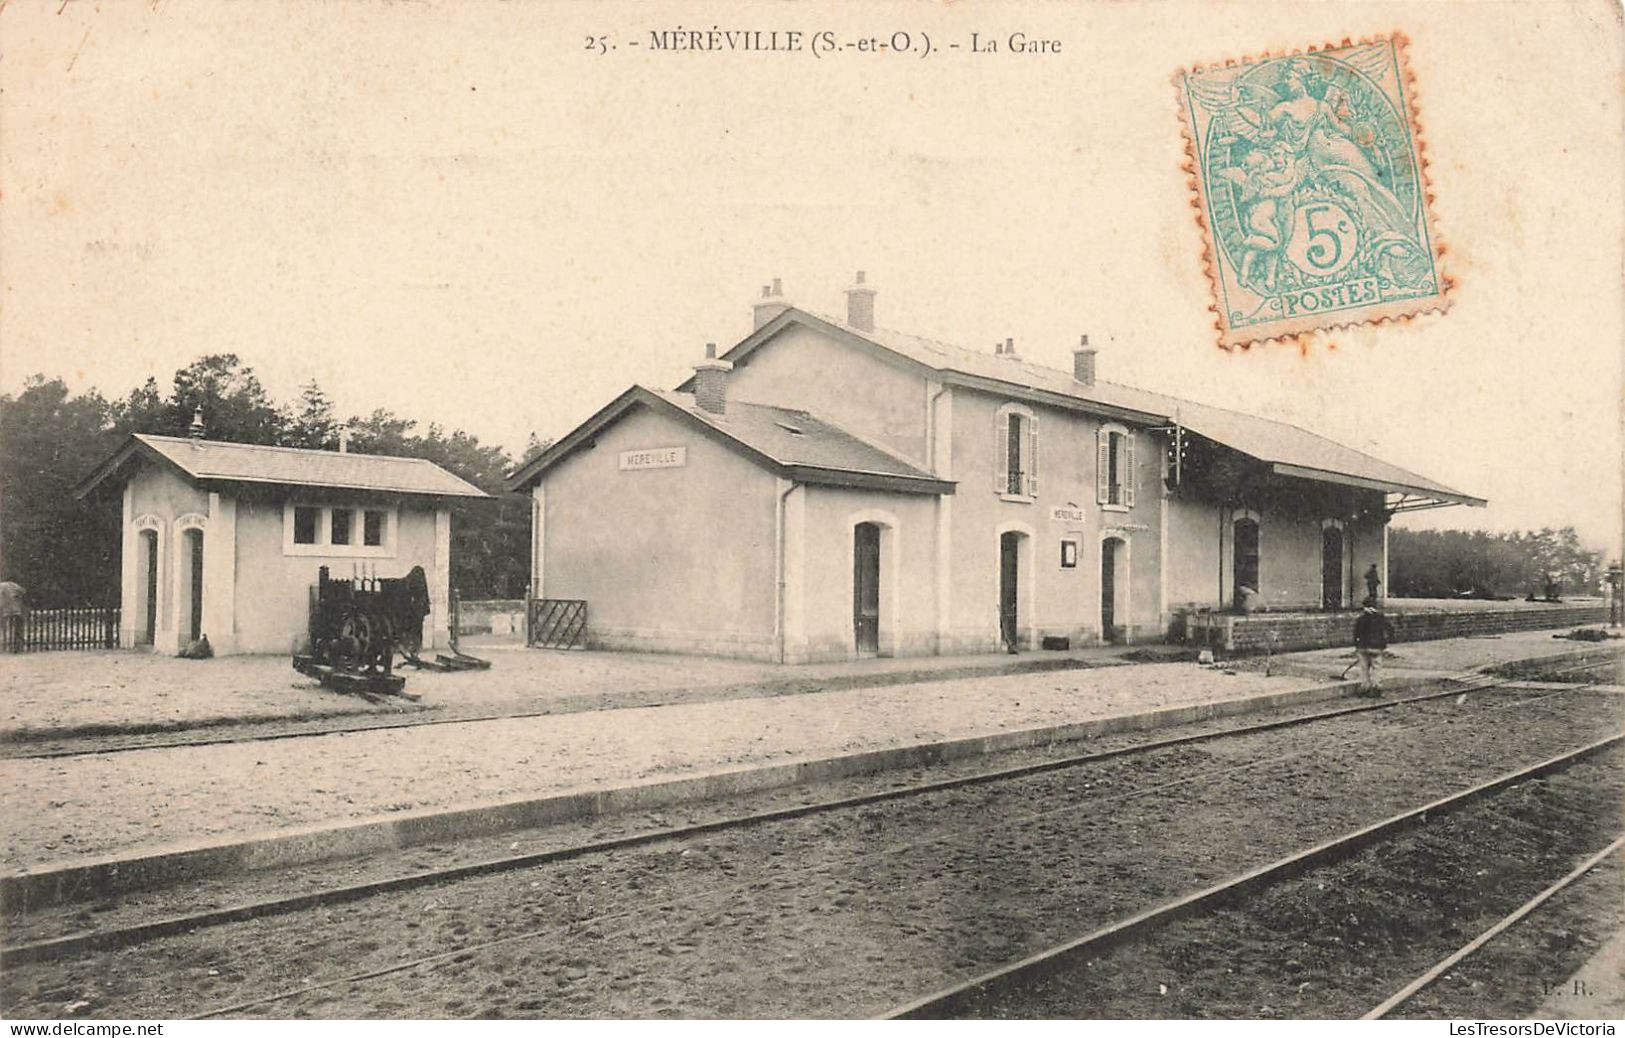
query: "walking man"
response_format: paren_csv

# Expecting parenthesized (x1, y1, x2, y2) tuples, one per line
(1363, 563, 1382, 605)
(1352, 599, 1394, 696)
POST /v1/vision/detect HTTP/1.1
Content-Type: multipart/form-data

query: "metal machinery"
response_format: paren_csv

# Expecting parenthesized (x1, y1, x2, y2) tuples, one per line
(293, 565, 487, 696)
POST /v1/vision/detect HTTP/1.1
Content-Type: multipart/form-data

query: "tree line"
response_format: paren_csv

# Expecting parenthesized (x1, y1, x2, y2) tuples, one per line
(0, 355, 541, 607)
(1388, 526, 1608, 600)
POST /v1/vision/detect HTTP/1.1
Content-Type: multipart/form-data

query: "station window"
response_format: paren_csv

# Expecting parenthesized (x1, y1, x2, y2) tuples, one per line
(1097, 425, 1136, 509)
(363, 509, 386, 547)
(995, 403, 1039, 499)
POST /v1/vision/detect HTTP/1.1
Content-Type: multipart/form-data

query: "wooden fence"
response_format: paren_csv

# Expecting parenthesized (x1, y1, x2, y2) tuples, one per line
(527, 599, 587, 650)
(6, 606, 121, 653)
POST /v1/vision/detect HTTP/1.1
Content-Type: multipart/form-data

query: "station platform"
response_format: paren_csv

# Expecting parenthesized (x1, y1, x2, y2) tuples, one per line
(1180, 597, 1610, 653)
(1, 626, 1618, 910)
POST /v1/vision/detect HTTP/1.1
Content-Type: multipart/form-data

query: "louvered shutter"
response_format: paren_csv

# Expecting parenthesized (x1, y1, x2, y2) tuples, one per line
(1095, 429, 1110, 504)
(1026, 415, 1039, 496)
(1124, 434, 1137, 507)
(995, 412, 1009, 493)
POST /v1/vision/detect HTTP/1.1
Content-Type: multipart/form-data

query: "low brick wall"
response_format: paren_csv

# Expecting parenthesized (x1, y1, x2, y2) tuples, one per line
(1183, 604, 1610, 653)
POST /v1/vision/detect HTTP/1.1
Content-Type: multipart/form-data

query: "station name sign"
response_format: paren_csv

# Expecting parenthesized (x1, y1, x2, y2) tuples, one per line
(619, 446, 687, 471)
(1051, 507, 1087, 523)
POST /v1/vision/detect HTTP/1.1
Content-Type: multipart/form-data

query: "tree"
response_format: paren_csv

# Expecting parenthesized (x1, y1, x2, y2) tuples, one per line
(0, 377, 122, 605)
(287, 381, 338, 450)
(166, 354, 285, 444)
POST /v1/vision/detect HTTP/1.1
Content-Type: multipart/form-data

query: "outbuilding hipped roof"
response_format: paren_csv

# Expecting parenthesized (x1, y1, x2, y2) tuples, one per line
(76, 434, 489, 500)
(705, 308, 1484, 510)
(504, 386, 953, 495)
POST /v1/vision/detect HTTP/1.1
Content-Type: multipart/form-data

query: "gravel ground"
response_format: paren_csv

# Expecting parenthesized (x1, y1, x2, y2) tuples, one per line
(0, 639, 1134, 741)
(0, 688, 1445, 947)
(0, 662, 1321, 871)
(1401, 853, 1625, 1019)
(1, 686, 1617, 1019)
(957, 752, 1625, 1019)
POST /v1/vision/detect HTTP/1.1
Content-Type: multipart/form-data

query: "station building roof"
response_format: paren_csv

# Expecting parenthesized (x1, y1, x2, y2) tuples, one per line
(505, 386, 954, 496)
(698, 307, 1484, 511)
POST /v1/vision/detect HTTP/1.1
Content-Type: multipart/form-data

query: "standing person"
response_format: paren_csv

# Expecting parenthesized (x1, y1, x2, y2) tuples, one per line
(1352, 599, 1394, 696)
(1364, 563, 1382, 604)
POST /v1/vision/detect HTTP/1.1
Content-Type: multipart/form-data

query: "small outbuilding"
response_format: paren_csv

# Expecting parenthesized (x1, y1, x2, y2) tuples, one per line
(76, 430, 488, 655)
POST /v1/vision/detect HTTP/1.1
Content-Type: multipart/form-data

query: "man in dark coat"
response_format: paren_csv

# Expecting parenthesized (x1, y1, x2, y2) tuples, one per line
(1352, 599, 1395, 696)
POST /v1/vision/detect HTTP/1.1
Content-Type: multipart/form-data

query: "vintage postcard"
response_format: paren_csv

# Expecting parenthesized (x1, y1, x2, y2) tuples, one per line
(0, 0, 1621, 1026)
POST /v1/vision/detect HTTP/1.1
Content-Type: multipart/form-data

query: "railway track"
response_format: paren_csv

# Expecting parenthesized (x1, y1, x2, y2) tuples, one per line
(0, 676, 1521, 968)
(881, 731, 1625, 1019)
(6, 677, 1616, 1022)
(1363, 834, 1625, 1019)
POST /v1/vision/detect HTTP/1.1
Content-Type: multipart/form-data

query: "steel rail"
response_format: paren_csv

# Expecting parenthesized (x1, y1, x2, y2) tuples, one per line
(0, 677, 1518, 968)
(1362, 833, 1625, 1020)
(879, 731, 1625, 1020)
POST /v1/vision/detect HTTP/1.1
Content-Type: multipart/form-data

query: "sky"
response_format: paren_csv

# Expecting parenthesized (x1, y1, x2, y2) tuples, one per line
(2, 0, 1621, 556)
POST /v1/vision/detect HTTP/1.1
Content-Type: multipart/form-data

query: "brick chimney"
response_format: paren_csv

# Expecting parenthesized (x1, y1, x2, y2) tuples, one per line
(188, 406, 205, 440)
(692, 342, 734, 415)
(1073, 334, 1097, 385)
(1000, 336, 1017, 359)
(752, 277, 791, 330)
(845, 270, 876, 332)
(338, 425, 351, 453)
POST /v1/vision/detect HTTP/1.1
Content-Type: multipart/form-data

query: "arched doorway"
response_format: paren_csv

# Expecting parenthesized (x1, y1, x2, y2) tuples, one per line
(1101, 536, 1129, 643)
(853, 522, 881, 657)
(1321, 524, 1345, 610)
(999, 531, 1022, 651)
(140, 529, 159, 646)
(183, 528, 204, 643)
(1233, 516, 1260, 607)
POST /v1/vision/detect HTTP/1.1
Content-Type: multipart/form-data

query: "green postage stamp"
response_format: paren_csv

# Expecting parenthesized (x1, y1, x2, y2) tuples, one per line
(1179, 35, 1448, 347)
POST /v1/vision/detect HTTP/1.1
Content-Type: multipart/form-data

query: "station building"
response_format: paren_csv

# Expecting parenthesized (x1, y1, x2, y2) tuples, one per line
(507, 275, 1484, 663)
(77, 429, 487, 655)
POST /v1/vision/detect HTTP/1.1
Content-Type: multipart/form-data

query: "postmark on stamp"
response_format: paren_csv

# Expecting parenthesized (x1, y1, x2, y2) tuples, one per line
(1178, 35, 1448, 348)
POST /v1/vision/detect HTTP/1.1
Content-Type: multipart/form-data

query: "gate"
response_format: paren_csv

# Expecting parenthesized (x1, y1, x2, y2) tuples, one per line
(7, 606, 121, 653)
(527, 599, 588, 650)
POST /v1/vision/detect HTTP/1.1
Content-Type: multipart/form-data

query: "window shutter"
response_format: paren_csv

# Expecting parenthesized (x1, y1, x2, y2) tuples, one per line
(1124, 434, 1137, 507)
(1095, 429, 1110, 504)
(995, 412, 1009, 493)
(1026, 414, 1039, 496)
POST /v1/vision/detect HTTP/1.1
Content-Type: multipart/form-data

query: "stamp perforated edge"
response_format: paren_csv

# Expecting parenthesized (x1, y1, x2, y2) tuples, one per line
(1174, 31, 1454, 351)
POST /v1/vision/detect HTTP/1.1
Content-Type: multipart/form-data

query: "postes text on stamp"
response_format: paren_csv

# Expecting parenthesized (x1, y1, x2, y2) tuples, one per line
(1179, 35, 1447, 347)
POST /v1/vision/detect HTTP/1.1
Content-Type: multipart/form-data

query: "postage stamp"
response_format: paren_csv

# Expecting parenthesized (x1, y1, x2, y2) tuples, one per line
(1178, 35, 1448, 348)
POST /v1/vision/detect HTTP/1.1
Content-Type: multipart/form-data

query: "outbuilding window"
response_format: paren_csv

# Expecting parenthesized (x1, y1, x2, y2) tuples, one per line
(292, 506, 319, 545)
(1097, 424, 1135, 509)
(331, 509, 353, 546)
(284, 502, 397, 558)
(995, 403, 1039, 499)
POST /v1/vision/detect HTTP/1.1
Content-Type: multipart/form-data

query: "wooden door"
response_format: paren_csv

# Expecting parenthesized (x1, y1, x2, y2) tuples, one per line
(1101, 538, 1117, 642)
(853, 523, 880, 656)
(1321, 527, 1343, 610)
(188, 530, 204, 642)
(999, 532, 1020, 651)
(143, 531, 158, 645)
(1233, 518, 1260, 605)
